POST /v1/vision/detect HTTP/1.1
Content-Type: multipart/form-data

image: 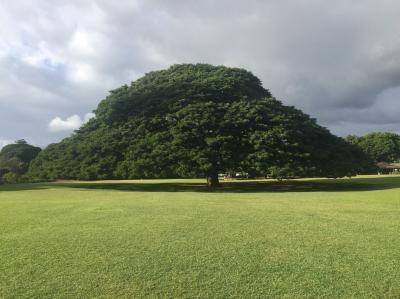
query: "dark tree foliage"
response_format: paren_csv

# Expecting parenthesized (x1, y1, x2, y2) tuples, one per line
(95, 64, 269, 124)
(28, 64, 362, 186)
(345, 132, 400, 172)
(0, 140, 41, 180)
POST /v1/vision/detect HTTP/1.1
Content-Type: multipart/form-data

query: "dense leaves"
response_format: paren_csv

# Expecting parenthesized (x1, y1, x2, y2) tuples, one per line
(28, 64, 362, 185)
(345, 132, 400, 163)
(0, 140, 41, 183)
(345, 132, 400, 173)
(95, 64, 269, 124)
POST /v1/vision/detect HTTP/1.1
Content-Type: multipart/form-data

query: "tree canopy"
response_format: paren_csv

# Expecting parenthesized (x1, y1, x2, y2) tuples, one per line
(0, 140, 41, 182)
(28, 64, 362, 186)
(345, 132, 400, 168)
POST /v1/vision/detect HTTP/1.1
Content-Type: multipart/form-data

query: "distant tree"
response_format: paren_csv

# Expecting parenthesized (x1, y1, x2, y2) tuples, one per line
(0, 141, 41, 182)
(28, 64, 362, 186)
(345, 132, 400, 163)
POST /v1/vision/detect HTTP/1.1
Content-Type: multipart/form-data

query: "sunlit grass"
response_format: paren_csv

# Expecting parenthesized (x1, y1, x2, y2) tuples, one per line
(1, 175, 400, 298)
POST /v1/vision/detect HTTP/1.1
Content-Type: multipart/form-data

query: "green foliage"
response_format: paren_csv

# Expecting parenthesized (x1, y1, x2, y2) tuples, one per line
(28, 125, 123, 180)
(95, 64, 269, 124)
(29, 64, 361, 183)
(1, 172, 21, 184)
(0, 141, 41, 182)
(345, 132, 400, 164)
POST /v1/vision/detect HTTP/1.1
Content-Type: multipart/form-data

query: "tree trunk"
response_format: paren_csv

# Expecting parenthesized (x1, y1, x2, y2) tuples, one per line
(207, 172, 220, 188)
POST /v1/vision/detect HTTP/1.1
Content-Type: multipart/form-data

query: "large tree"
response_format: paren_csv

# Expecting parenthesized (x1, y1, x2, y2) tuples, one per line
(29, 64, 361, 186)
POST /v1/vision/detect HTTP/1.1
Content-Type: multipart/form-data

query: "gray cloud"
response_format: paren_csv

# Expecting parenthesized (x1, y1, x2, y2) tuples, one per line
(1, 0, 400, 147)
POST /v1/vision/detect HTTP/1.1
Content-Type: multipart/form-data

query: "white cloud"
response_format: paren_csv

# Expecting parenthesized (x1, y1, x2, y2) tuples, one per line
(68, 30, 103, 57)
(83, 112, 95, 123)
(67, 62, 98, 84)
(48, 115, 82, 132)
(48, 113, 95, 132)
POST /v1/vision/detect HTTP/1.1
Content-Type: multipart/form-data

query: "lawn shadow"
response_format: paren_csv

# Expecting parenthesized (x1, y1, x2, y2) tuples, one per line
(0, 183, 50, 192)
(2, 176, 400, 193)
(51, 176, 400, 193)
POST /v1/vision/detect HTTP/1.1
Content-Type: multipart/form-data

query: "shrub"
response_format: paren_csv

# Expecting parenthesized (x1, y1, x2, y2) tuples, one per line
(2, 172, 20, 184)
(1, 173, 29, 184)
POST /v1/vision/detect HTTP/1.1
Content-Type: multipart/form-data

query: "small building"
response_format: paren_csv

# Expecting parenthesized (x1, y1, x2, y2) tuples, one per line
(376, 162, 400, 174)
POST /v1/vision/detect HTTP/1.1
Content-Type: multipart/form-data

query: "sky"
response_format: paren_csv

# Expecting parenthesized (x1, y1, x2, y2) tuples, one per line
(1, 0, 400, 149)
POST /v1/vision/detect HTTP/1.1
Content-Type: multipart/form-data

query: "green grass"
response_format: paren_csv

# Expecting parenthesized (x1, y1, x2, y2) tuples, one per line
(1, 176, 400, 298)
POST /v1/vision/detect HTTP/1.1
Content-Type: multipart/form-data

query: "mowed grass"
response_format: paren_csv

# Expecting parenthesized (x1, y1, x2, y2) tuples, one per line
(1, 176, 400, 298)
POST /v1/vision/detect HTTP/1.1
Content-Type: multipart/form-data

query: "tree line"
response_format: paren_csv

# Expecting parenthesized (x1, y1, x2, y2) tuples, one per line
(1, 64, 400, 186)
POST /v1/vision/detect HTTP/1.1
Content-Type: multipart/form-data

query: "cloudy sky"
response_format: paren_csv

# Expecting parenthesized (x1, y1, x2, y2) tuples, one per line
(1, 0, 400, 148)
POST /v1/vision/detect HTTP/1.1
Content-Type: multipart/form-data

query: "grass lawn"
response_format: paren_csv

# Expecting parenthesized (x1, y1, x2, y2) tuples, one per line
(1, 176, 400, 298)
